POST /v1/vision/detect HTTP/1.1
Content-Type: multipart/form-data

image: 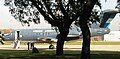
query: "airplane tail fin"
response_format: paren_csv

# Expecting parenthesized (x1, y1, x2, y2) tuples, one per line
(99, 10, 119, 28)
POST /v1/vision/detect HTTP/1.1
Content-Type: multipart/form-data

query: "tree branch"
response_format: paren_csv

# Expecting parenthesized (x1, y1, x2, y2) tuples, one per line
(57, 0, 69, 20)
(29, 0, 59, 26)
(69, 0, 76, 10)
(42, 0, 58, 21)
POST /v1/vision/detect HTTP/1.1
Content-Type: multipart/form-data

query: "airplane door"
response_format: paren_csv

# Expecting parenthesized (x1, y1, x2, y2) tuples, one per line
(14, 30, 21, 49)
(15, 30, 20, 40)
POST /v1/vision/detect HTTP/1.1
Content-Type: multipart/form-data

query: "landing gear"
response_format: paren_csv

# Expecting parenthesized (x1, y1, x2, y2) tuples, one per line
(49, 44, 55, 49)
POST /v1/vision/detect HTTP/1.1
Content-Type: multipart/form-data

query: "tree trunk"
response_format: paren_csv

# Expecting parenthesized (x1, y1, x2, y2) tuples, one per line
(79, 19, 91, 59)
(56, 27, 69, 55)
(79, 0, 98, 59)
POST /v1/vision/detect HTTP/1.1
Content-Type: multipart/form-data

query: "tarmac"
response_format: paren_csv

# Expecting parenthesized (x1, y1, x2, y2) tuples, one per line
(0, 44, 120, 52)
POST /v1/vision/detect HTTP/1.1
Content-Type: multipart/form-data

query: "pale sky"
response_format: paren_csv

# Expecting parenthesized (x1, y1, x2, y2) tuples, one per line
(0, 0, 118, 29)
(101, 0, 117, 10)
(0, 0, 51, 29)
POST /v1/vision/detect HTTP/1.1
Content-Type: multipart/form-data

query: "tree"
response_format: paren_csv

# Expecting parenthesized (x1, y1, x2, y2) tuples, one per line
(116, 0, 120, 11)
(4, 0, 102, 59)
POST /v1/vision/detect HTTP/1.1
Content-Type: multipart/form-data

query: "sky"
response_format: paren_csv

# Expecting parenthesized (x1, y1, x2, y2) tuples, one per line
(0, 0, 118, 29)
(0, 0, 51, 29)
(100, 0, 117, 10)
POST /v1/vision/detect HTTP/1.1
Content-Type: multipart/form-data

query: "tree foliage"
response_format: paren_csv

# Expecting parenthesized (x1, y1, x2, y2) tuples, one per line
(4, 0, 102, 27)
(4, 0, 41, 26)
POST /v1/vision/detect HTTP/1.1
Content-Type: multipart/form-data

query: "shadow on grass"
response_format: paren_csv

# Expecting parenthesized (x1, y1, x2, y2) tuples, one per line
(0, 50, 120, 59)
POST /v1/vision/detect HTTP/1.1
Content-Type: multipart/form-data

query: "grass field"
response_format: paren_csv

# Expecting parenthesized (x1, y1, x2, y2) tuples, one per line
(0, 41, 120, 59)
(0, 50, 120, 59)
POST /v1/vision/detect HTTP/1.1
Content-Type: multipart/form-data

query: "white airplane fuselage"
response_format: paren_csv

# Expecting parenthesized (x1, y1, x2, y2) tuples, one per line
(3, 26, 110, 42)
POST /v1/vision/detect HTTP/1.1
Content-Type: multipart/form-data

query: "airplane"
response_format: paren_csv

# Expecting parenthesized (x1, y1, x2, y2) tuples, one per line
(2, 23, 110, 42)
(2, 27, 81, 41)
(1, 27, 81, 49)
(2, 9, 117, 49)
(1, 24, 110, 49)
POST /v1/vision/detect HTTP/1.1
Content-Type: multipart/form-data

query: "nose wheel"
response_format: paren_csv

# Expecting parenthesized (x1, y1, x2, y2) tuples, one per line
(49, 44, 55, 49)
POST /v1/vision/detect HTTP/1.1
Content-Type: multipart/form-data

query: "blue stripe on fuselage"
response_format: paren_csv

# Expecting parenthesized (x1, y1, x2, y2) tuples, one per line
(104, 14, 116, 28)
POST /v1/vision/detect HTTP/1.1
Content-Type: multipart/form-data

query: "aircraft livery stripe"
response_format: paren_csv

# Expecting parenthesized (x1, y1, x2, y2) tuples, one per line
(104, 14, 116, 28)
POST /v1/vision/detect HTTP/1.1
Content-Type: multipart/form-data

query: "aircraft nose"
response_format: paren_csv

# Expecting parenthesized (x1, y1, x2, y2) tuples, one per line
(2, 35, 10, 41)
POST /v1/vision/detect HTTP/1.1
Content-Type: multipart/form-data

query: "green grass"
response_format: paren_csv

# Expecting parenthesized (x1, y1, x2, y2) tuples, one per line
(0, 50, 120, 59)
(0, 41, 120, 59)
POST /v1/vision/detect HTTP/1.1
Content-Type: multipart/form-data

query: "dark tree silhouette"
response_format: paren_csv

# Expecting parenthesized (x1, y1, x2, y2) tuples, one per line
(116, 0, 120, 10)
(4, 0, 105, 59)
